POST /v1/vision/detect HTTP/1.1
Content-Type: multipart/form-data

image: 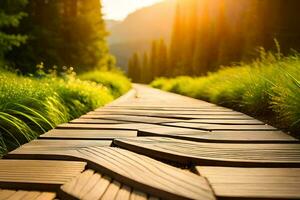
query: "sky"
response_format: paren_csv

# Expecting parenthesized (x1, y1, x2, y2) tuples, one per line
(102, 0, 163, 21)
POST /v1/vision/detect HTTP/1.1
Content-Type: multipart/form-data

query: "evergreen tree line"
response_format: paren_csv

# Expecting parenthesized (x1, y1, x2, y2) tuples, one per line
(0, 0, 113, 73)
(128, 0, 300, 83)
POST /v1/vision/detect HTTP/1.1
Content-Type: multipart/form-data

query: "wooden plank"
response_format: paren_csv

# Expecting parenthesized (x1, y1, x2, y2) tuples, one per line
(40, 129, 137, 140)
(85, 112, 254, 120)
(184, 119, 265, 125)
(15, 139, 112, 152)
(163, 122, 277, 131)
(195, 167, 300, 199)
(80, 114, 180, 124)
(7, 147, 216, 200)
(0, 160, 86, 191)
(0, 189, 16, 200)
(56, 123, 152, 131)
(88, 110, 246, 116)
(113, 137, 300, 167)
(100, 106, 233, 112)
(70, 118, 129, 124)
(138, 128, 298, 143)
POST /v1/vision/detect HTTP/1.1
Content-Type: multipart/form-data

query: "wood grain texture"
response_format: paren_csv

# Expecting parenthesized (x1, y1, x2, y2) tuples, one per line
(80, 114, 180, 124)
(40, 129, 137, 140)
(163, 122, 277, 131)
(70, 118, 129, 124)
(14, 139, 112, 152)
(0, 189, 56, 200)
(56, 123, 152, 131)
(0, 160, 86, 190)
(7, 147, 215, 200)
(114, 137, 300, 167)
(195, 167, 300, 199)
(138, 128, 297, 143)
(61, 170, 160, 200)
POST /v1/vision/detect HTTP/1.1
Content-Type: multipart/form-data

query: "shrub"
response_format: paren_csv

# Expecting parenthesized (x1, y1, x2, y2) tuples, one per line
(79, 70, 131, 98)
(151, 53, 300, 134)
(0, 68, 130, 155)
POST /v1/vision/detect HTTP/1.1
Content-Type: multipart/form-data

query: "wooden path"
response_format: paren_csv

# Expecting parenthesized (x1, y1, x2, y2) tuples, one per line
(1, 84, 300, 200)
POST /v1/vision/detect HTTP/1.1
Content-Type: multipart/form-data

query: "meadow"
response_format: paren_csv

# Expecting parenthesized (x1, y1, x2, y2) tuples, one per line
(151, 51, 300, 135)
(0, 67, 131, 155)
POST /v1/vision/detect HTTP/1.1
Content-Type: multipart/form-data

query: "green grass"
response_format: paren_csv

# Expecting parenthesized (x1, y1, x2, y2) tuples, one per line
(151, 52, 300, 134)
(79, 70, 132, 98)
(0, 69, 131, 156)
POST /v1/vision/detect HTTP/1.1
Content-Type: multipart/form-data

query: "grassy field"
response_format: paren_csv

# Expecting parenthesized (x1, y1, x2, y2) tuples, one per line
(0, 68, 131, 155)
(151, 52, 300, 135)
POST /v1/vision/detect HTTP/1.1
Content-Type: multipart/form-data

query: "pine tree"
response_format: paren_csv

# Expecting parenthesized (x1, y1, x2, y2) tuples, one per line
(183, 0, 198, 75)
(0, 0, 27, 63)
(150, 40, 159, 79)
(157, 39, 168, 77)
(142, 52, 150, 83)
(127, 56, 134, 81)
(169, 3, 183, 75)
(131, 53, 141, 83)
(192, 0, 211, 75)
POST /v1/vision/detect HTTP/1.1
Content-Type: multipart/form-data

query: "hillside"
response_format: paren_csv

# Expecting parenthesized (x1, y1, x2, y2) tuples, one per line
(107, 0, 176, 69)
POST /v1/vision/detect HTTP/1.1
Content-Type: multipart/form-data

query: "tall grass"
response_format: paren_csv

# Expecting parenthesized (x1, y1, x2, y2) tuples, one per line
(0, 69, 131, 155)
(79, 70, 132, 98)
(151, 52, 300, 134)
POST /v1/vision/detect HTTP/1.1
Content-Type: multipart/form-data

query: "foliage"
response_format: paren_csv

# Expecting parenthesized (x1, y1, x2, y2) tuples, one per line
(4, 0, 114, 73)
(0, 68, 130, 156)
(79, 70, 132, 98)
(0, 0, 27, 59)
(151, 53, 300, 134)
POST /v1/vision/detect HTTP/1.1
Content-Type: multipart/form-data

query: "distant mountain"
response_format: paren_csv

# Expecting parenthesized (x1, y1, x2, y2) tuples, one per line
(105, 19, 121, 30)
(106, 0, 176, 70)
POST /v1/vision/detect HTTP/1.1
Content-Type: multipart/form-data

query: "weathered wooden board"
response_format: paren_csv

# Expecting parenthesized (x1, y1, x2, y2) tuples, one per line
(138, 128, 298, 143)
(0, 160, 86, 191)
(163, 122, 277, 131)
(7, 147, 216, 200)
(80, 114, 181, 124)
(70, 118, 129, 124)
(100, 106, 233, 112)
(183, 119, 265, 125)
(88, 110, 246, 116)
(60, 169, 159, 200)
(85, 112, 254, 120)
(56, 123, 152, 131)
(15, 139, 112, 152)
(113, 137, 300, 167)
(40, 129, 137, 140)
(0, 189, 56, 200)
(195, 167, 300, 199)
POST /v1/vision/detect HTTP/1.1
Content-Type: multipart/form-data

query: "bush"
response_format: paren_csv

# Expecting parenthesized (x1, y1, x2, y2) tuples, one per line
(79, 70, 131, 98)
(151, 53, 300, 134)
(0, 69, 130, 156)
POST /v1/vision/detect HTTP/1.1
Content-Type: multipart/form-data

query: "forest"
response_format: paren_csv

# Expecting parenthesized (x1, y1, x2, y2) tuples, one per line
(0, 0, 115, 73)
(128, 0, 300, 82)
(0, 0, 131, 155)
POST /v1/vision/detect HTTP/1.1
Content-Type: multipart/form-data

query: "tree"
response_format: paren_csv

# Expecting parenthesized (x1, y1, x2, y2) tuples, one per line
(150, 40, 159, 79)
(169, 3, 184, 75)
(6, 0, 112, 73)
(127, 52, 141, 83)
(0, 0, 27, 64)
(192, 0, 211, 75)
(157, 39, 168, 77)
(142, 52, 150, 83)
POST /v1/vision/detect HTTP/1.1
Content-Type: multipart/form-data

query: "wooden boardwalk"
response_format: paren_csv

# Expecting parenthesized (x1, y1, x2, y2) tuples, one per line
(1, 84, 300, 200)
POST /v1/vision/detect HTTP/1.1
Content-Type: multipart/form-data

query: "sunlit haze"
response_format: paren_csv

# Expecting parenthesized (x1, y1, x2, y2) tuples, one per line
(102, 0, 163, 20)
